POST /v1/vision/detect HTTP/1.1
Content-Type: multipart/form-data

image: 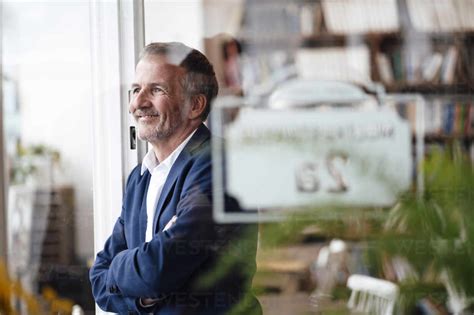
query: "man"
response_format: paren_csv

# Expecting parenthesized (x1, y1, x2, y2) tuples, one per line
(90, 42, 261, 315)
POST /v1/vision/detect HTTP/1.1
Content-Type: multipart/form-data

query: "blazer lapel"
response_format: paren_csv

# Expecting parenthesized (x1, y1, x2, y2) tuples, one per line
(152, 123, 211, 233)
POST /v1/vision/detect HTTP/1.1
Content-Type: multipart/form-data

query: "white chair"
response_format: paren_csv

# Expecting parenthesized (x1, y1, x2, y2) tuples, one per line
(347, 274, 398, 315)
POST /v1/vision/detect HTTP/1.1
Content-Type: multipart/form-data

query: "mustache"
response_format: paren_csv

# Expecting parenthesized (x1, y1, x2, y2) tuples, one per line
(133, 110, 160, 117)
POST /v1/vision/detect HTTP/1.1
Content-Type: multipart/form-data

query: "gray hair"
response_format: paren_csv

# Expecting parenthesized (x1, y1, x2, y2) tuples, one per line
(140, 42, 219, 120)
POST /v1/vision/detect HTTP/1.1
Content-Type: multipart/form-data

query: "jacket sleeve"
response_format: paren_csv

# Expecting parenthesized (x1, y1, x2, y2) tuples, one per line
(89, 167, 144, 313)
(103, 154, 223, 298)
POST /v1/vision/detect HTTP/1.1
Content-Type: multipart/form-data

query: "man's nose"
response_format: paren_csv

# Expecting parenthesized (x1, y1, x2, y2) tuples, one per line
(129, 89, 150, 113)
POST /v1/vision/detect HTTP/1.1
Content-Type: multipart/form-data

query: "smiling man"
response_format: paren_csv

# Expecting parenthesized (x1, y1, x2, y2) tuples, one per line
(90, 42, 261, 315)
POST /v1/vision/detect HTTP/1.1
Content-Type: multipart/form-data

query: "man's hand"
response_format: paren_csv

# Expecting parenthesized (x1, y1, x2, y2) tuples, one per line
(140, 296, 168, 309)
(141, 298, 160, 306)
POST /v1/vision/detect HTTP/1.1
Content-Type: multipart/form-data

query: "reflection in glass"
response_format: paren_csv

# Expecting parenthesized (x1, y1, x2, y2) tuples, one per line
(2, 2, 95, 313)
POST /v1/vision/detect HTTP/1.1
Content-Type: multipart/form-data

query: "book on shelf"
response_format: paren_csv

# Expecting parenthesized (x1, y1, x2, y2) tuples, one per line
(300, 4, 314, 36)
(440, 46, 458, 84)
(295, 45, 371, 84)
(389, 101, 473, 140)
(321, 0, 343, 34)
(399, 100, 474, 138)
(432, 102, 474, 136)
(424, 99, 442, 134)
(407, 0, 474, 32)
(421, 53, 444, 83)
(404, 50, 422, 84)
(406, 101, 417, 133)
(433, 0, 461, 31)
(376, 53, 394, 84)
(457, 0, 474, 31)
(381, 45, 462, 85)
(454, 103, 463, 135)
(321, 0, 399, 34)
(433, 100, 443, 135)
(443, 103, 455, 134)
(466, 105, 474, 135)
(391, 50, 404, 82)
(240, 2, 300, 39)
(299, 3, 323, 37)
(406, 0, 438, 32)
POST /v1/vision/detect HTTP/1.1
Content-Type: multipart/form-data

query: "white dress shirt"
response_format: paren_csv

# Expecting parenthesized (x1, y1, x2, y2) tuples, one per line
(140, 130, 196, 242)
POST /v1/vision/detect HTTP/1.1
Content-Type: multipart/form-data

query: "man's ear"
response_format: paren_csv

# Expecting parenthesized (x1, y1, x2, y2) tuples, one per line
(188, 94, 207, 120)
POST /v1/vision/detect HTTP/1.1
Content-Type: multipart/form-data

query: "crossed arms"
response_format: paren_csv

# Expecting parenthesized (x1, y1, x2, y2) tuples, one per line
(89, 157, 220, 313)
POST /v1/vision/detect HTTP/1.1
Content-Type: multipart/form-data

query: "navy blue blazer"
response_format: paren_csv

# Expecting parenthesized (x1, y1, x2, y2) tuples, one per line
(90, 124, 262, 315)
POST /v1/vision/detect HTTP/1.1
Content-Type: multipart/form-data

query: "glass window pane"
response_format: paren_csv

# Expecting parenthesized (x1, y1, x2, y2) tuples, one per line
(2, 1, 95, 313)
(147, 1, 474, 314)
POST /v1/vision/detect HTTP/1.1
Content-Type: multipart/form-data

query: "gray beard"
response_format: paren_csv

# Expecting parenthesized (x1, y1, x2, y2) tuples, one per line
(137, 115, 184, 143)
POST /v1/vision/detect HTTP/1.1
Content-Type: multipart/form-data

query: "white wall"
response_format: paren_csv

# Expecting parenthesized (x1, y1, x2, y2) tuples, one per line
(3, 1, 94, 261)
(144, 0, 204, 50)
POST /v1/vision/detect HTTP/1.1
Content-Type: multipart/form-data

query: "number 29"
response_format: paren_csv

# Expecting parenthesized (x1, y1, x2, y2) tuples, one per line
(295, 153, 349, 194)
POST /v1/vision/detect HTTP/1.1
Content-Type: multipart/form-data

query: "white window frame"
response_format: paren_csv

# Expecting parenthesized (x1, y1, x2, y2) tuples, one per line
(89, 0, 145, 313)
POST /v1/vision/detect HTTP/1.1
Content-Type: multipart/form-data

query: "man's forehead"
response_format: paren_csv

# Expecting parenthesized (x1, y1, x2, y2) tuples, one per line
(137, 55, 186, 73)
(136, 55, 185, 76)
(133, 56, 185, 89)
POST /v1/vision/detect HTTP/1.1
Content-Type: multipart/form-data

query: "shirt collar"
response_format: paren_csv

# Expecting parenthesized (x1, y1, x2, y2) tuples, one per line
(140, 129, 197, 175)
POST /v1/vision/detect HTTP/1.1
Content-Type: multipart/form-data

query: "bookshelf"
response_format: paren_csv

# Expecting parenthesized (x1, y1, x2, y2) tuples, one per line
(205, 0, 474, 159)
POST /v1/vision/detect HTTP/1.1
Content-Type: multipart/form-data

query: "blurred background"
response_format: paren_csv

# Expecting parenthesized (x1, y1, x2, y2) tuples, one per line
(1, 0, 473, 314)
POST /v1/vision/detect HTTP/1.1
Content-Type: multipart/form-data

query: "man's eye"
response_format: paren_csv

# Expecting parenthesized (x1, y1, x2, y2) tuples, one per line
(152, 87, 164, 94)
(131, 88, 140, 94)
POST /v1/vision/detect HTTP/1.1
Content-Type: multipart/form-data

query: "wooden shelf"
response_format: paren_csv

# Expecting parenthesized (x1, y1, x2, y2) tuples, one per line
(239, 30, 474, 46)
(238, 31, 400, 48)
(385, 83, 474, 95)
(410, 134, 474, 144)
(423, 133, 474, 143)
